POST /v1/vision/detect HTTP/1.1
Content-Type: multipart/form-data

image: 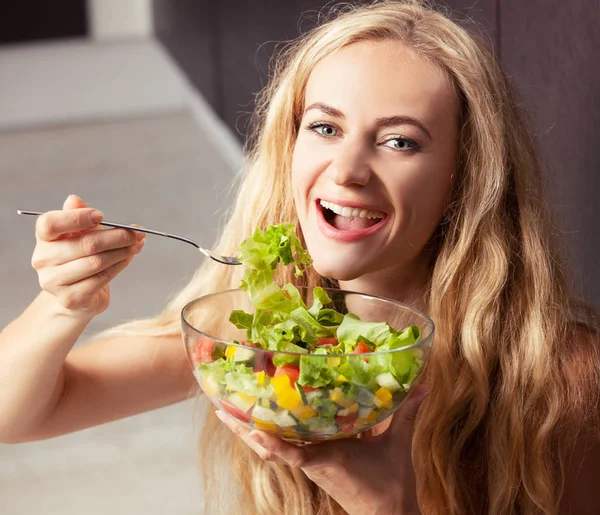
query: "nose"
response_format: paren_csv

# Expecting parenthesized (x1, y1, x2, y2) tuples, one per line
(326, 140, 372, 187)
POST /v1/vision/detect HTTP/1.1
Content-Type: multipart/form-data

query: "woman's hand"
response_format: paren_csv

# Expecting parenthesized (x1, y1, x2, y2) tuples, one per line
(217, 384, 430, 515)
(31, 194, 145, 319)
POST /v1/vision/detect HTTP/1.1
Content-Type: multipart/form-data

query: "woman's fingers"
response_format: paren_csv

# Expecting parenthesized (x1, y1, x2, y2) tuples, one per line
(35, 207, 103, 242)
(215, 411, 288, 464)
(386, 383, 430, 442)
(63, 194, 89, 211)
(33, 227, 144, 268)
(38, 241, 144, 290)
(52, 256, 135, 312)
(61, 194, 103, 238)
(216, 410, 344, 469)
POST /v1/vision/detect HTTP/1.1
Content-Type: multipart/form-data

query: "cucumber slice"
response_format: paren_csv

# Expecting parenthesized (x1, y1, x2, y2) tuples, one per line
(258, 397, 271, 408)
(252, 405, 277, 422)
(272, 410, 298, 427)
(228, 393, 255, 413)
(233, 347, 255, 362)
(376, 372, 402, 391)
(305, 418, 339, 436)
(357, 406, 373, 419)
(356, 386, 375, 406)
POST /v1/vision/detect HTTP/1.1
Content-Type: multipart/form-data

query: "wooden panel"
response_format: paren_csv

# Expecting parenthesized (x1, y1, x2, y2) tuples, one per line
(153, 0, 220, 113)
(501, 0, 600, 306)
(437, 0, 497, 46)
(217, 0, 497, 141)
(217, 0, 331, 140)
(0, 0, 87, 44)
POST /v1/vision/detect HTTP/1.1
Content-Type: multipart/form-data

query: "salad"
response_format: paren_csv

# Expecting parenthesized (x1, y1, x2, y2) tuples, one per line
(191, 223, 424, 441)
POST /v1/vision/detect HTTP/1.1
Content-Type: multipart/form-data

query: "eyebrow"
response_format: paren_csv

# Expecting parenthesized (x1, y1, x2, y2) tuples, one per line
(303, 102, 433, 141)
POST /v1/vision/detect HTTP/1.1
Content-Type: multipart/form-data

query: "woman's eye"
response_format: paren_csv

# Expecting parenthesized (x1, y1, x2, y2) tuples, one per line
(383, 137, 420, 152)
(307, 123, 338, 137)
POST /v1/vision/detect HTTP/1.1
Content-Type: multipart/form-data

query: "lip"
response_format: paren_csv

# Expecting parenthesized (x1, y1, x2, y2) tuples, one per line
(315, 199, 388, 242)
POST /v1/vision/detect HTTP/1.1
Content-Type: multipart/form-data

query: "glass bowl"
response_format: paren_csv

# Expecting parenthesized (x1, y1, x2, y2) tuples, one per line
(181, 288, 434, 443)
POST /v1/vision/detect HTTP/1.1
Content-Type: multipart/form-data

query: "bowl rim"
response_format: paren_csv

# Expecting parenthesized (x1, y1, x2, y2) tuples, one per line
(181, 287, 434, 357)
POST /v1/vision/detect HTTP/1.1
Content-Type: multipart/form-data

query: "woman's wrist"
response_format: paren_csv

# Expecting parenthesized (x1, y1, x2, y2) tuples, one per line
(39, 290, 96, 325)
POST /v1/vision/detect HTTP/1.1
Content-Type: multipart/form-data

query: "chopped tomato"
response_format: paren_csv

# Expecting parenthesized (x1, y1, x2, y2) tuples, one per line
(192, 337, 215, 363)
(274, 364, 300, 385)
(301, 385, 319, 393)
(354, 340, 371, 354)
(335, 413, 357, 433)
(220, 399, 252, 423)
(315, 337, 339, 347)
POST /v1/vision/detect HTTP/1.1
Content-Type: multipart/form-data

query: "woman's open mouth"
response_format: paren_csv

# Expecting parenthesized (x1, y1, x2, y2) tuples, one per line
(316, 199, 387, 242)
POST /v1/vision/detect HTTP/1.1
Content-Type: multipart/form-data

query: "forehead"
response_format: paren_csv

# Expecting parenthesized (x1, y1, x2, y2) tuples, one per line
(303, 40, 457, 127)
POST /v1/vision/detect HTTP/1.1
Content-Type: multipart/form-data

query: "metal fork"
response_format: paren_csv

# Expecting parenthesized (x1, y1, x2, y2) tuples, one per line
(17, 209, 241, 266)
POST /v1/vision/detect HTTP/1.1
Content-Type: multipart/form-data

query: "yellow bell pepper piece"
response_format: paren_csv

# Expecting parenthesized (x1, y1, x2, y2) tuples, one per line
(256, 370, 265, 386)
(292, 405, 317, 420)
(374, 387, 393, 409)
(253, 419, 277, 431)
(237, 392, 258, 405)
(327, 357, 341, 367)
(277, 388, 302, 411)
(375, 387, 392, 403)
(347, 402, 359, 414)
(367, 410, 378, 424)
(336, 374, 349, 383)
(271, 374, 291, 391)
(329, 387, 356, 408)
(329, 387, 345, 404)
(225, 346, 236, 359)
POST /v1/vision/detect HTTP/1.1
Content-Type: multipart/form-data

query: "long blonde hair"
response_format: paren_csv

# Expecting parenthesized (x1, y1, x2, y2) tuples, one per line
(99, 1, 600, 513)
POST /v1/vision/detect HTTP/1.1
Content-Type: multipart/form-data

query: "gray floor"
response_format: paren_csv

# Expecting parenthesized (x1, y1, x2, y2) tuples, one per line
(0, 112, 237, 513)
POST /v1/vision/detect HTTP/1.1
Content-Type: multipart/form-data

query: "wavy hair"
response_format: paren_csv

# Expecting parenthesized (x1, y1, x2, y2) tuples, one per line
(97, 1, 600, 513)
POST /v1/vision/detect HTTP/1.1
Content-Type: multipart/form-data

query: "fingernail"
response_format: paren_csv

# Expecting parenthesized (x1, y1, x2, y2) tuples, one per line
(249, 432, 263, 446)
(135, 231, 145, 241)
(133, 240, 145, 252)
(90, 210, 103, 223)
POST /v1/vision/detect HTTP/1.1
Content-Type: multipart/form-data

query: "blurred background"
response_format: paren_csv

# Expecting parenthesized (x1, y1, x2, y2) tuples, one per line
(0, 1, 598, 514)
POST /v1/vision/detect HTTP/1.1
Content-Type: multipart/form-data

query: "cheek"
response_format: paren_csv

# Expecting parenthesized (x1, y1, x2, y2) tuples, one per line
(390, 162, 454, 234)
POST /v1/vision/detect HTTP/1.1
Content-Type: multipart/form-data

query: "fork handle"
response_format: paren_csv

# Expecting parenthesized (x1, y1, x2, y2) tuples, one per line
(16, 209, 201, 250)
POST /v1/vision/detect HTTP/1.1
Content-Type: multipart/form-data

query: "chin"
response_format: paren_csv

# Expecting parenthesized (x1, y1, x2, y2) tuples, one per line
(310, 256, 366, 283)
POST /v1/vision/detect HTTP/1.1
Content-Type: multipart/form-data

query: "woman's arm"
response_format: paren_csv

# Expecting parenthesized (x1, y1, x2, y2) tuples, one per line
(0, 291, 196, 444)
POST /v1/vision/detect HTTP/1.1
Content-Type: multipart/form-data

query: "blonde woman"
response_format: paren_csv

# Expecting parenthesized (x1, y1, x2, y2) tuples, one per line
(1, 1, 599, 513)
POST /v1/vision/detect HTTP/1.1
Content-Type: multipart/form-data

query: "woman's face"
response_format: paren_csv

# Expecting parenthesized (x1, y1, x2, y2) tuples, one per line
(291, 40, 459, 291)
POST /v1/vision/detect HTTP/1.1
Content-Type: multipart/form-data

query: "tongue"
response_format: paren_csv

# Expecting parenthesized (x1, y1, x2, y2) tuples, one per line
(332, 214, 380, 231)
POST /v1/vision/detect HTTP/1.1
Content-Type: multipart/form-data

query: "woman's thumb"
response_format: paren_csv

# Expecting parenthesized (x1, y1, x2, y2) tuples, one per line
(63, 194, 89, 210)
(389, 383, 430, 438)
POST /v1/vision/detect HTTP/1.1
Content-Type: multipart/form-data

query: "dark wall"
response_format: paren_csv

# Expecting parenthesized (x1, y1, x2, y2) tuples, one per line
(0, 1, 87, 45)
(153, 0, 600, 307)
(154, 0, 336, 138)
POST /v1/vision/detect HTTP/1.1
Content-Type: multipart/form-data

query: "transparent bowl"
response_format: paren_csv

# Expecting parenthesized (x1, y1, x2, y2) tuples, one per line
(181, 288, 434, 443)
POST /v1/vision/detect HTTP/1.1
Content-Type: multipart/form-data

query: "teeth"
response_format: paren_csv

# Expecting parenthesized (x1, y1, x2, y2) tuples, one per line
(319, 200, 384, 219)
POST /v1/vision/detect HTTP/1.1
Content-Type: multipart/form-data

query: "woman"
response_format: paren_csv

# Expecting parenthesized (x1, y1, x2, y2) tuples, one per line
(1, 1, 599, 514)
